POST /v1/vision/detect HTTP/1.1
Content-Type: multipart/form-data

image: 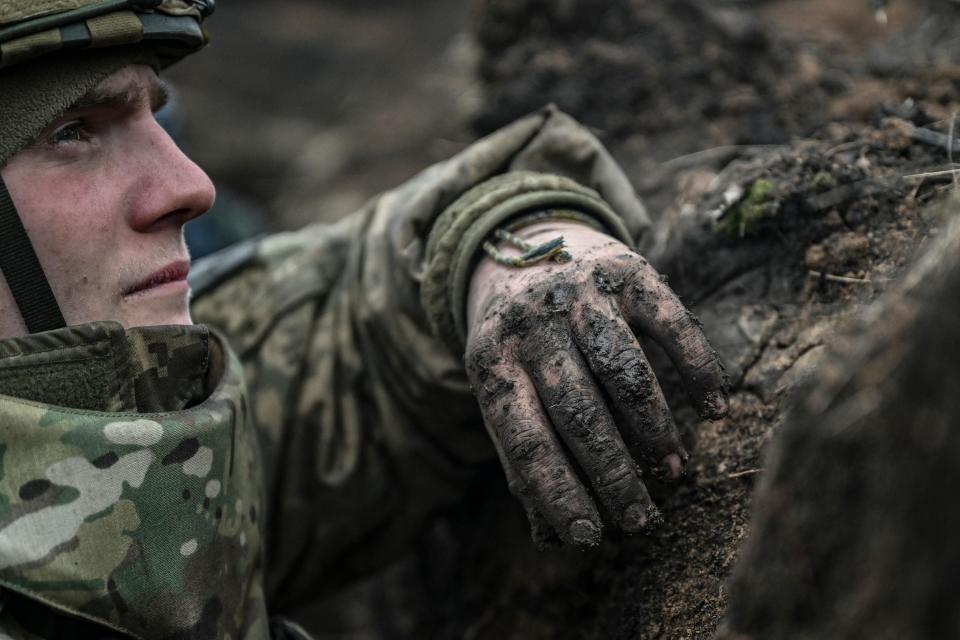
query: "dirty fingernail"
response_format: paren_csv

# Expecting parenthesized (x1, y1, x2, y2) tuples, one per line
(622, 502, 649, 532)
(568, 519, 601, 547)
(662, 453, 685, 480)
(701, 390, 729, 419)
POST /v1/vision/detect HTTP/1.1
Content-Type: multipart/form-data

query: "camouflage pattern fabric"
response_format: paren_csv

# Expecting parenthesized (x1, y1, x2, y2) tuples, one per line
(0, 322, 211, 413)
(0, 0, 206, 69)
(190, 105, 652, 607)
(0, 323, 267, 639)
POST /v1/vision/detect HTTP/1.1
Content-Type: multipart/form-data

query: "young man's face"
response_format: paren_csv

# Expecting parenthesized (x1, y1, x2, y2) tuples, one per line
(0, 65, 215, 340)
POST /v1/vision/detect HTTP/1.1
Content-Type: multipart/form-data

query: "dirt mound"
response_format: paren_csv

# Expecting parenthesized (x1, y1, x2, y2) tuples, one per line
(718, 208, 960, 640)
(474, 0, 820, 149)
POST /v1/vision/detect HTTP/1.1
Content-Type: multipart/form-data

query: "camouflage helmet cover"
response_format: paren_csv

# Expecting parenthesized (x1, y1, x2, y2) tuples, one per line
(0, 0, 214, 70)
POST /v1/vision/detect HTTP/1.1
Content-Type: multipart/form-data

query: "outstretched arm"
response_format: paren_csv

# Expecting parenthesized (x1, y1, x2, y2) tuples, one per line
(192, 105, 726, 607)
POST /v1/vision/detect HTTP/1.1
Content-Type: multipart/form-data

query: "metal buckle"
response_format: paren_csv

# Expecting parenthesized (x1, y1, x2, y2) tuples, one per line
(187, 0, 216, 17)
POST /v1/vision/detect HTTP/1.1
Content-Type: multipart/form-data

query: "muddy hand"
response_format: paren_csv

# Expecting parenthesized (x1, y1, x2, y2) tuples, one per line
(465, 221, 728, 548)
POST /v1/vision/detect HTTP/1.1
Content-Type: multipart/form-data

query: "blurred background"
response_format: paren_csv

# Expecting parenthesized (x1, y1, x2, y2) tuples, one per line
(166, 0, 945, 257)
(166, 0, 477, 257)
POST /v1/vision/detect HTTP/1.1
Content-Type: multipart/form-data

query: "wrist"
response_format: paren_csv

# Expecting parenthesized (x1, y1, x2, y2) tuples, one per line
(468, 222, 618, 335)
(510, 219, 601, 243)
(421, 172, 635, 355)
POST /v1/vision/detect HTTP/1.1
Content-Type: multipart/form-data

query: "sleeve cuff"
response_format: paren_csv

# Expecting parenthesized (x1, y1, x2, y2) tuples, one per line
(421, 171, 635, 355)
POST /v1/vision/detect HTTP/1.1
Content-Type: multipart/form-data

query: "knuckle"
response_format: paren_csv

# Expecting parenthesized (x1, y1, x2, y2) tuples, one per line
(502, 423, 550, 463)
(610, 346, 649, 378)
(539, 281, 578, 317)
(497, 301, 536, 342)
(542, 481, 588, 513)
(590, 264, 628, 295)
(656, 304, 695, 339)
(595, 461, 640, 493)
(553, 386, 601, 430)
(464, 336, 502, 381)
(476, 377, 516, 408)
(622, 260, 652, 282)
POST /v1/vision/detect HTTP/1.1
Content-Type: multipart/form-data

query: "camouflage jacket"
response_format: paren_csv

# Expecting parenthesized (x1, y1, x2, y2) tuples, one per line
(0, 323, 269, 639)
(0, 107, 650, 638)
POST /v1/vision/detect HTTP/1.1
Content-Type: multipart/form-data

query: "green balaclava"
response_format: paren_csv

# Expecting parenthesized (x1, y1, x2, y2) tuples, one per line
(0, 48, 153, 167)
(0, 0, 212, 333)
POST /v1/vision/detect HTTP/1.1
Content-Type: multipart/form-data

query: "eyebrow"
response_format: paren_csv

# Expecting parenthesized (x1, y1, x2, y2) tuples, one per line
(67, 77, 171, 114)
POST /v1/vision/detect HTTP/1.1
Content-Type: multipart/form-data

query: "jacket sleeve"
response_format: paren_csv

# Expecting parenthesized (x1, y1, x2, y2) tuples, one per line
(189, 106, 651, 607)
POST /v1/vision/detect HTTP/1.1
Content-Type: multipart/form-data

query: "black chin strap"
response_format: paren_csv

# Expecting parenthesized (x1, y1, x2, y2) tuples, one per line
(0, 177, 66, 333)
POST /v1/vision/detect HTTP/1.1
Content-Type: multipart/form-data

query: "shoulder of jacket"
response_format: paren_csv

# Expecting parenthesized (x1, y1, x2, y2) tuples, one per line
(188, 236, 264, 300)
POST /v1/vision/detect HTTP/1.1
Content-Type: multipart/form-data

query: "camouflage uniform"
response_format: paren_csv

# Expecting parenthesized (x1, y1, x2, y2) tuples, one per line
(0, 104, 650, 638)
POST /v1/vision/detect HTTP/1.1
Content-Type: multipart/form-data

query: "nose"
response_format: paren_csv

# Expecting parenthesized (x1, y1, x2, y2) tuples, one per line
(125, 116, 216, 233)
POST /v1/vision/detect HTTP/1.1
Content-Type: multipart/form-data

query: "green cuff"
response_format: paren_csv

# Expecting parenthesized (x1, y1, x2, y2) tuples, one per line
(421, 171, 635, 355)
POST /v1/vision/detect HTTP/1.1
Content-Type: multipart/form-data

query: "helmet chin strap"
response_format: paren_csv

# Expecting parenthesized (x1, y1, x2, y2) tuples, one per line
(0, 176, 66, 333)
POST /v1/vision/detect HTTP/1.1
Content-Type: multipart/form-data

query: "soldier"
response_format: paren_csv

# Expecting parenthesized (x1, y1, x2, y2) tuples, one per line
(0, 1, 728, 638)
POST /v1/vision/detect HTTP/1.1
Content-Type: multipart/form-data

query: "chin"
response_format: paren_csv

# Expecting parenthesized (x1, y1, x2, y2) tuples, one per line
(121, 291, 194, 328)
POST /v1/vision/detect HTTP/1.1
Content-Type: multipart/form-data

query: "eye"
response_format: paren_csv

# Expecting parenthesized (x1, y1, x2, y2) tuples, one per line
(49, 121, 91, 146)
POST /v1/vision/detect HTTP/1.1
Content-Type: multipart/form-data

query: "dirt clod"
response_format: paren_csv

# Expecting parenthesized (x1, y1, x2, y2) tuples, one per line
(592, 265, 626, 294)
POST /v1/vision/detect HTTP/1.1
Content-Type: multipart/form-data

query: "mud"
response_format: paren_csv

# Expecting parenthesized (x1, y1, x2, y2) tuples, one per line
(719, 210, 960, 640)
(575, 303, 672, 473)
(591, 265, 626, 295)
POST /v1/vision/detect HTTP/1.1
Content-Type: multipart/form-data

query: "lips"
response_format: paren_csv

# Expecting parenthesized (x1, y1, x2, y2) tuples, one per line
(123, 260, 190, 297)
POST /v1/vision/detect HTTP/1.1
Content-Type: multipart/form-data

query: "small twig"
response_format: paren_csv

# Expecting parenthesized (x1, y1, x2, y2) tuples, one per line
(727, 468, 762, 479)
(808, 271, 872, 284)
(825, 140, 865, 157)
(807, 271, 891, 284)
(950, 112, 959, 190)
(893, 118, 960, 154)
(902, 168, 960, 180)
(661, 145, 775, 172)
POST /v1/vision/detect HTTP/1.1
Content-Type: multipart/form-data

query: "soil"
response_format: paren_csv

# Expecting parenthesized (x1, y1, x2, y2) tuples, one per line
(350, 2, 960, 638)
(717, 210, 960, 640)
(170, 0, 960, 637)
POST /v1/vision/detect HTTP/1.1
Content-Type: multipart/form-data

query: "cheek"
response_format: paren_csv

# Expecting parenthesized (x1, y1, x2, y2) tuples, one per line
(18, 180, 122, 294)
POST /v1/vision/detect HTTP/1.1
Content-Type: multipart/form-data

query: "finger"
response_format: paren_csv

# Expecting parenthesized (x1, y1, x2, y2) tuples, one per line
(465, 337, 603, 547)
(483, 407, 563, 549)
(507, 474, 563, 549)
(617, 262, 729, 419)
(524, 324, 658, 534)
(571, 301, 688, 480)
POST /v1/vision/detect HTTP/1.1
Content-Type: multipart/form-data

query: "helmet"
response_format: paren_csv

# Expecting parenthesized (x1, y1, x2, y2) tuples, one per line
(0, 0, 215, 334)
(0, 0, 214, 71)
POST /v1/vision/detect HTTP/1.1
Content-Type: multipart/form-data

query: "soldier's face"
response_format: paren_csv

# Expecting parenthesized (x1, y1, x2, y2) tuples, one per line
(0, 65, 215, 339)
